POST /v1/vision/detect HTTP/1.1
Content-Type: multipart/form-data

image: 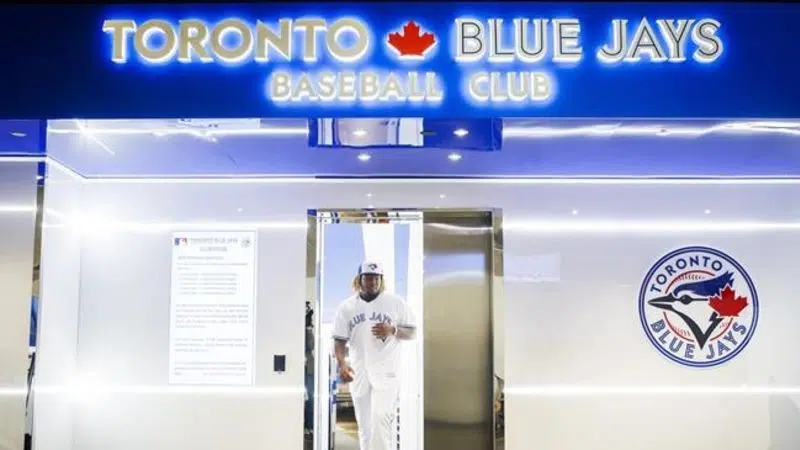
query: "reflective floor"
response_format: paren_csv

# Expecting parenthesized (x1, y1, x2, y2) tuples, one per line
(305, 409, 503, 450)
(425, 423, 500, 450)
(334, 408, 360, 450)
(303, 407, 360, 450)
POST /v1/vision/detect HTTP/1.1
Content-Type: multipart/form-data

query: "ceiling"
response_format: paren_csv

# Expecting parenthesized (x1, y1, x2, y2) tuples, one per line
(40, 118, 800, 178)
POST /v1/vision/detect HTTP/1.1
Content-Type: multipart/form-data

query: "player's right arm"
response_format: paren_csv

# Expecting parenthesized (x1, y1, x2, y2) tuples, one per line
(333, 305, 355, 383)
(333, 340, 353, 382)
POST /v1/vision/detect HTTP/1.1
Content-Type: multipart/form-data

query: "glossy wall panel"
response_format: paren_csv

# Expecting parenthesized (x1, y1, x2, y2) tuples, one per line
(422, 211, 494, 450)
(34, 163, 84, 450)
(0, 160, 38, 450)
(37, 175, 800, 450)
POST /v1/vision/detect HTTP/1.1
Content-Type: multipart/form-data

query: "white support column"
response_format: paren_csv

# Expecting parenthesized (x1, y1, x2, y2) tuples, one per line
(400, 220, 424, 450)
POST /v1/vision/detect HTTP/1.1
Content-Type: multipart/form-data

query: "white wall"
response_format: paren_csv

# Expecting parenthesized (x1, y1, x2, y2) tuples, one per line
(37, 173, 800, 450)
(34, 163, 84, 450)
(0, 160, 38, 450)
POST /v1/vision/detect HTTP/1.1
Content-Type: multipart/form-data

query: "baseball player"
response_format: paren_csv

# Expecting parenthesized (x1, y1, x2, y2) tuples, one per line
(333, 261, 417, 450)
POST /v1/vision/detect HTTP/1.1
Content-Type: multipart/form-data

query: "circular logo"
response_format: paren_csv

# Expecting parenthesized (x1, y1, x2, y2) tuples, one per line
(638, 246, 758, 368)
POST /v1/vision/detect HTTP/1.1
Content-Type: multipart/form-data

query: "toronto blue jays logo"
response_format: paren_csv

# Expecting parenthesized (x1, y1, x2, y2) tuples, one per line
(638, 246, 759, 368)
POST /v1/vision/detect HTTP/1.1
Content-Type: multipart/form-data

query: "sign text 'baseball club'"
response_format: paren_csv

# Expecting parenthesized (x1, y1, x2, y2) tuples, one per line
(102, 16, 723, 106)
(638, 247, 758, 368)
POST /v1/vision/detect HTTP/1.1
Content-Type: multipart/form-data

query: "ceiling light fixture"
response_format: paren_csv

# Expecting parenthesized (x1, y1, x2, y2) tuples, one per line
(448, 152, 462, 161)
(358, 153, 371, 162)
(46, 121, 800, 139)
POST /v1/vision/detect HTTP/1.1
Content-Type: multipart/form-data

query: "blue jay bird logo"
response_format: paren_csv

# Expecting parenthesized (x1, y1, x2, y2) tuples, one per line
(648, 271, 734, 349)
(639, 247, 759, 368)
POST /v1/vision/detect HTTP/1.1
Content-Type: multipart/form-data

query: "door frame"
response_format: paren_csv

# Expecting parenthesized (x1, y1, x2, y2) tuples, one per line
(303, 208, 505, 450)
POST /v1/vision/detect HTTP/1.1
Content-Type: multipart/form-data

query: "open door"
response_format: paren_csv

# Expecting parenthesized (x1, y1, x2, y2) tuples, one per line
(304, 209, 503, 450)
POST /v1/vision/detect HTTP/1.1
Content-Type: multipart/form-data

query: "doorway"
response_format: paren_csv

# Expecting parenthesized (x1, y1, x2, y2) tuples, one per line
(304, 209, 504, 450)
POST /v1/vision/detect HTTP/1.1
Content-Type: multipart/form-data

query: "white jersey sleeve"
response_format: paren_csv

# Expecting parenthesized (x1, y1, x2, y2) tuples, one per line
(332, 301, 350, 341)
(398, 297, 416, 330)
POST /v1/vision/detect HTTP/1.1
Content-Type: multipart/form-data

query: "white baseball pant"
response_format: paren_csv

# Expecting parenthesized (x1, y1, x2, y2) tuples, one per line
(352, 384, 399, 450)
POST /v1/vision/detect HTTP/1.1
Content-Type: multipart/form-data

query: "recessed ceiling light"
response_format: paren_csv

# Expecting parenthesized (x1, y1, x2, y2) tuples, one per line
(571, 209, 579, 215)
(366, 193, 373, 198)
(448, 152, 462, 161)
(10, 132, 26, 138)
(439, 194, 446, 199)
(353, 129, 367, 137)
(358, 153, 371, 162)
(704, 209, 711, 215)
(237, 208, 244, 213)
(453, 128, 469, 137)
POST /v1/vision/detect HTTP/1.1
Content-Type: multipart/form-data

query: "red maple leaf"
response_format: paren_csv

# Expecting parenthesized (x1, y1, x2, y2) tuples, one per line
(709, 285, 748, 317)
(387, 21, 436, 58)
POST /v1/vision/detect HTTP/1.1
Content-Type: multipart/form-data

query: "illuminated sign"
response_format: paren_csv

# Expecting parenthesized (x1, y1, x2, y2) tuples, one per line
(101, 16, 723, 107)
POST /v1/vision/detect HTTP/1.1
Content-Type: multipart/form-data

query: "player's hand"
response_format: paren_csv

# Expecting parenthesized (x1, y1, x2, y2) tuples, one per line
(372, 323, 395, 339)
(339, 365, 355, 383)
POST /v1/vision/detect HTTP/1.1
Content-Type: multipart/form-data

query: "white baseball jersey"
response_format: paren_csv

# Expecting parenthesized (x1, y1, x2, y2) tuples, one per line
(333, 292, 416, 397)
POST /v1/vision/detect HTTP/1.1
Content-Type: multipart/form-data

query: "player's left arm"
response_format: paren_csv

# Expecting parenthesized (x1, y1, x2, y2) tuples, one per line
(395, 325, 416, 340)
(395, 300, 417, 340)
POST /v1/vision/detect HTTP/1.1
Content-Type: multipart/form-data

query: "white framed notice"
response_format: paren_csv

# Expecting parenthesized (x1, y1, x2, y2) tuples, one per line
(168, 231, 257, 385)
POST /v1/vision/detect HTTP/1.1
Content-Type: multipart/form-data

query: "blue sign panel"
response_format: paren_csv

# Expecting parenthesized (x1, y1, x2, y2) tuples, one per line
(0, 120, 46, 156)
(307, 118, 503, 150)
(1, 3, 799, 118)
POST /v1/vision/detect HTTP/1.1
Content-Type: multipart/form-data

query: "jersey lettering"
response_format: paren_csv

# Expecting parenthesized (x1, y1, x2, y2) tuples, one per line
(369, 312, 392, 325)
(348, 311, 393, 333)
(348, 313, 367, 333)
